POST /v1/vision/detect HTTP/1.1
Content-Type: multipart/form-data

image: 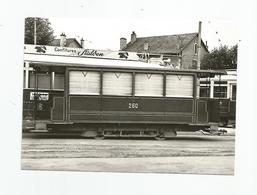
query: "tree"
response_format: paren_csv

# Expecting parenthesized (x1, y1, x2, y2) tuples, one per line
(24, 17, 55, 45)
(201, 45, 238, 70)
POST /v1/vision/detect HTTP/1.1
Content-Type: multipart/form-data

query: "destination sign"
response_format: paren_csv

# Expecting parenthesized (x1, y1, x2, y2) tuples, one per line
(30, 92, 49, 101)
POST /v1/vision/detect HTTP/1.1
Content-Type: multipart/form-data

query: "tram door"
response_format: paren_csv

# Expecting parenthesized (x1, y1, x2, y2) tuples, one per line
(231, 84, 237, 101)
(28, 66, 65, 121)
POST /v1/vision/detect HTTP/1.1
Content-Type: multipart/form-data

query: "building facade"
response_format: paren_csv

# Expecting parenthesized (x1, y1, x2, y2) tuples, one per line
(120, 32, 209, 69)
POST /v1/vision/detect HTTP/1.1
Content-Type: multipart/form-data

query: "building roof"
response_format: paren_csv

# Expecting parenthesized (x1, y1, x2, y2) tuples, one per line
(51, 38, 82, 48)
(123, 32, 208, 54)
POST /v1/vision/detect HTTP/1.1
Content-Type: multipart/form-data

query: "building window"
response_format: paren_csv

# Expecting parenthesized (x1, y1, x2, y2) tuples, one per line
(144, 42, 149, 50)
(192, 59, 197, 69)
(69, 71, 100, 95)
(103, 72, 132, 96)
(194, 43, 198, 55)
(135, 73, 163, 97)
(214, 86, 227, 98)
(166, 75, 193, 97)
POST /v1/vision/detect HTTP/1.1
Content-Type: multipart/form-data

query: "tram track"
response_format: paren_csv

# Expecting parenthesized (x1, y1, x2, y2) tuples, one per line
(21, 133, 235, 174)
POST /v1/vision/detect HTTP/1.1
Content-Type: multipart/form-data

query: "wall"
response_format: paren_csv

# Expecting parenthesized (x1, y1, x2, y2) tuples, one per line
(181, 36, 208, 69)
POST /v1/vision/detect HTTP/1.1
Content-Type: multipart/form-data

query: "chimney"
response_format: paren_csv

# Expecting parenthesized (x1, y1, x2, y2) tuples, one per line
(60, 33, 66, 47)
(120, 37, 127, 50)
(131, 31, 136, 44)
(205, 41, 208, 50)
(80, 37, 85, 48)
(144, 42, 149, 50)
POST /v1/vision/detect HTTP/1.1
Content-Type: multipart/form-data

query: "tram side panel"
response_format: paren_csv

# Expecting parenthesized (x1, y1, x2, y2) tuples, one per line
(26, 68, 217, 132)
(198, 98, 236, 126)
(206, 98, 220, 123)
(219, 99, 236, 126)
(198, 98, 231, 124)
(67, 95, 195, 125)
(50, 68, 212, 132)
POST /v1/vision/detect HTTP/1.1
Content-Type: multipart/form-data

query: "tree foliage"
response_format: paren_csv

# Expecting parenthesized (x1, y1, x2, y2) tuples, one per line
(24, 17, 55, 45)
(201, 45, 238, 70)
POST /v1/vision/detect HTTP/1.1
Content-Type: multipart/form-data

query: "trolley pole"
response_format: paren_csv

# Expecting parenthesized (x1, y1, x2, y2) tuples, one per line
(196, 21, 202, 98)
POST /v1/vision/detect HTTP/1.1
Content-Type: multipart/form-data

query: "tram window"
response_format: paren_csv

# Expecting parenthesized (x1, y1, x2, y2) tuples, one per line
(69, 71, 100, 95)
(214, 86, 227, 98)
(54, 74, 64, 90)
(29, 73, 36, 88)
(232, 85, 237, 100)
(200, 86, 210, 98)
(23, 70, 26, 88)
(38, 74, 51, 89)
(103, 72, 132, 96)
(29, 72, 51, 89)
(166, 75, 193, 97)
(135, 73, 163, 97)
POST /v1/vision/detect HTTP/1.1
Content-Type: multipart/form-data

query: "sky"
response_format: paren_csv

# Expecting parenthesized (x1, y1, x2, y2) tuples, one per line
(41, 0, 241, 51)
(49, 17, 239, 51)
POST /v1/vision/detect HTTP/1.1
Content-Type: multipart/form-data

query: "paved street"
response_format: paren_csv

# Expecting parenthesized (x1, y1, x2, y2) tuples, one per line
(21, 130, 235, 175)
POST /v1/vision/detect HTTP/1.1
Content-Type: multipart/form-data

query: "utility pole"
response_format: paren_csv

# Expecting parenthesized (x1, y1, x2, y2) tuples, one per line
(34, 18, 37, 45)
(196, 21, 202, 98)
(197, 21, 202, 70)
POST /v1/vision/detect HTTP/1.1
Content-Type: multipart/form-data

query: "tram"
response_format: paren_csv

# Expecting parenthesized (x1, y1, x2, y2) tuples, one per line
(200, 70, 237, 127)
(23, 44, 226, 138)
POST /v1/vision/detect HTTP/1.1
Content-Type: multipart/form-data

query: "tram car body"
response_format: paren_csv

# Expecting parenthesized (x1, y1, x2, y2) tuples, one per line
(200, 70, 237, 127)
(23, 44, 226, 138)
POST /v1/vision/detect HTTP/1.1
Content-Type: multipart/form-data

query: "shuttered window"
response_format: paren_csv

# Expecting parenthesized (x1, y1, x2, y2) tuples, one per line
(135, 73, 163, 97)
(166, 75, 193, 97)
(103, 72, 132, 96)
(69, 71, 100, 95)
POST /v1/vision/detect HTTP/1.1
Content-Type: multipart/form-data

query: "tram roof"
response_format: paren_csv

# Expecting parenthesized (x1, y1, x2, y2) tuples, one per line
(24, 44, 226, 78)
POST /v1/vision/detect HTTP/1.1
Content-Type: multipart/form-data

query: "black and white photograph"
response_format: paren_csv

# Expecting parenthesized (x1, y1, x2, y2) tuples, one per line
(21, 17, 237, 175)
(1, 0, 257, 195)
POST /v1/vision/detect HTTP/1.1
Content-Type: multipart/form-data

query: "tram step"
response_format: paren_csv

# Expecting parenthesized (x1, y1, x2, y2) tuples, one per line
(30, 129, 49, 133)
(35, 121, 47, 130)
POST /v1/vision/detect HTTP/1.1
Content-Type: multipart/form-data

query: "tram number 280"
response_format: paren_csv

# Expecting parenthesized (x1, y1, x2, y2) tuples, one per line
(128, 102, 139, 109)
